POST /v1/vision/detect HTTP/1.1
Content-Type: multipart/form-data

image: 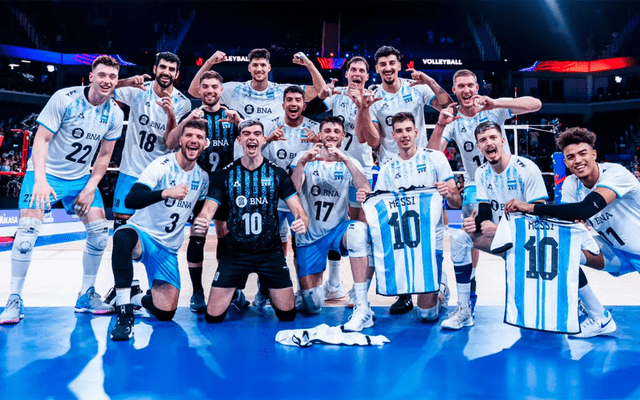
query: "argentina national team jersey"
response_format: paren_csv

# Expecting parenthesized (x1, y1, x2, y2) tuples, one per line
(294, 154, 363, 246)
(363, 187, 443, 295)
(128, 152, 209, 253)
(115, 82, 191, 177)
(491, 213, 600, 333)
(475, 155, 548, 223)
(32, 86, 124, 180)
(221, 81, 305, 121)
(369, 79, 435, 163)
(441, 107, 512, 184)
(208, 159, 296, 258)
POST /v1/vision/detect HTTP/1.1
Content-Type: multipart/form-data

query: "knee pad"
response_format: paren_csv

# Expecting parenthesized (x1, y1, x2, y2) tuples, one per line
(85, 219, 109, 256)
(141, 294, 176, 321)
(205, 310, 228, 323)
(346, 221, 370, 258)
(450, 229, 474, 265)
(272, 304, 297, 321)
(416, 304, 440, 322)
(301, 286, 324, 314)
(11, 217, 42, 262)
(187, 235, 206, 263)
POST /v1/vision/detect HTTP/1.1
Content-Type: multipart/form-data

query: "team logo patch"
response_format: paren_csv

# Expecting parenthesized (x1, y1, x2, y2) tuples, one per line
(463, 141, 474, 152)
(385, 116, 393, 126)
(276, 149, 287, 160)
(77, 112, 85, 120)
(244, 104, 255, 115)
(310, 185, 321, 196)
(236, 195, 247, 208)
(417, 163, 426, 173)
(261, 177, 272, 187)
(191, 180, 200, 190)
(139, 115, 150, 125)
(72, 128, 84, 139)
(165, 198, 176, 207)
(233, 180, 241, 187)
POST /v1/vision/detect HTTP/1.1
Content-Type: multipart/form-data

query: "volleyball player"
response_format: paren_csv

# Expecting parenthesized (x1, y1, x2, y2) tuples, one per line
(192, 119, 308, 324)
(427, 69, 542, 317)
(110, 120, 209, 340)
(0, 56, 124, 324)
(354, 45, 452, 314)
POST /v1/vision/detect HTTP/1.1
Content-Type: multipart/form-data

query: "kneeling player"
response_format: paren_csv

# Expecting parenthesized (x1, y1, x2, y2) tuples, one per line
(110, 120, 209, 340)
(193, 119, 308, 323)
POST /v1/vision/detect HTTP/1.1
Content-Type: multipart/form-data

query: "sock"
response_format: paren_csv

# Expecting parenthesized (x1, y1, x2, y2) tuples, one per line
(189, 267, 204, 293)
(454, 263, 472, 305)
(81, 274, 97, 294)
(327, 260, 341, 288)
(457, 284, 471, 305)
(115, 288, 131, 306)
(354, 282, 369, 307)
(579, 284, 605, 317)
(9, 275, 27, 297)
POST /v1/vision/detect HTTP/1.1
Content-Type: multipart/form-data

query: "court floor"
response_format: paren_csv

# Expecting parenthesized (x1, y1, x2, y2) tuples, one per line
(0, 222, 639, 399)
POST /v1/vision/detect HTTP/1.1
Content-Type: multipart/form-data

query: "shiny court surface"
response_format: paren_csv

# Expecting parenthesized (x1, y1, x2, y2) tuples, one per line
(0, 223, 639, 399)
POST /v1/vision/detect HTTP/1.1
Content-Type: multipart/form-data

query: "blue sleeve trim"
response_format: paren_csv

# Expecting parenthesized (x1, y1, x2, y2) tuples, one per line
(527, 196, 549, 203)
(596, 184, 621, 198)
(37, 121, 56, 134)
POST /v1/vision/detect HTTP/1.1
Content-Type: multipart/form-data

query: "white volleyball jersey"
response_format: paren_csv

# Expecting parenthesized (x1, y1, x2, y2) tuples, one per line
(128, 152, 208, 253)
(33, 86, 124, 180)
(441, 106, 512, 184)
(475, 155, 548, 223)
(369, 79, 436, 163)
(491, 213, 599, 333)
(376, 148, 454, 250)
(115, 82, 191, 177)
(562, 162, 640, 257)
(363, 187, 443, 295)
(221, 81, 306, 121)
(324, 88, 374, 175)
(262, 116, 318, 211)
(294, 155, 364, 246)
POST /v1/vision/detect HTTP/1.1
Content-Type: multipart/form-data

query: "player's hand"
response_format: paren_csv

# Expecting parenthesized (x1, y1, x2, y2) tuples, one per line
(220, 109, 243, 125)
(407, 68, 434, 87)
(437, 103, 461, 127)
(292, 52, 310, 66)
(192, 215, 210, 235)
(73, 188, 95, 217)
(346, 85, 381, 109)
(30, 180, 57, 211)
(356, 188, 370, 204)
(435, 181, 453, 200)
(462, 210, 477, 234)
(301, 127, 320, 143)
(119, 74, 151, 90)
(480, 220, 498, 236)
(290, 217, 307, 235)
(504, 199, 533, 214)
(156, 96, 175, 118)
(300, 143, 324, 164)
(207, 51, 227, 65)
(187, 107, 208, 123)
(318, 79, 339, 100)
(162, 183, 189, 200)
(470, 95, 495, 112)
(214, 220, 229, 238)
(266, 125, 286, 143)
(325, 143, 347, 161)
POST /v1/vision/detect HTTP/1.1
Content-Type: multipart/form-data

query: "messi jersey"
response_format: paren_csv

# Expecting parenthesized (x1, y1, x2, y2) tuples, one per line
(33, 86, 124, 180)
(207, 158, 297, 258)
(363, 187, 443, 296)
(491, 214, 600, 333)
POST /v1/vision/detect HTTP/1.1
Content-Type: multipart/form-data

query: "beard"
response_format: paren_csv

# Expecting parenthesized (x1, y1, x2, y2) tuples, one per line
(156, 74, 175, 89)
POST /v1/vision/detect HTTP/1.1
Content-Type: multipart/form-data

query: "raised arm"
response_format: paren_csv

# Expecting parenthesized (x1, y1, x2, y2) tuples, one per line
(475, 95, 542, 115)
(291, 145, 321, 193)
(187, 51, 227, 98)
(427, 104, 460, 151)
(407, 68, 453, 111)
(348, 86, 382, 148)
(292, 52, 325, 101)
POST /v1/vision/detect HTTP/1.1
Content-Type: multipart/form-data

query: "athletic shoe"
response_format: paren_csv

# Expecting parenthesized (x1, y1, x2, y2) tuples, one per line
(346, 286, 356, 308)
(438, 281, 450, 313)
(104, 280, 143, 310)
(323, 282, 345, 300)
(110, 304, 135, 341)
(343, 304, 375, 332)
(569, 309, 617, 339)
(231, 290, 249, 311)
(441, 303, 474, 330)
(294, 290, 304, 311)
(470, 277, 478, 316)
(190, 289, 207, 314)
(389, 294, 413, 314)
(252, 289, 269, 309)
(75, 287, 114, 314)
(0, 294, 24, 325)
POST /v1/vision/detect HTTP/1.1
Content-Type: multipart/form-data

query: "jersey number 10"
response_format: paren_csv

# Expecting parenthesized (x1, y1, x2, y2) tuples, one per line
(524, 236, 558, 281)
(388, 210, 421, 250)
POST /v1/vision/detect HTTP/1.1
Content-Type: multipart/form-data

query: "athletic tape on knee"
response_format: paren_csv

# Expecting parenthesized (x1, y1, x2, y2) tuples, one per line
(416, 304, 439, 322)
(11, 217, 42, 262)
(141, 294, 176, 321)
(205, 310, 228, 323)
(85, 219, 109, 256)
(346, 221, 370, 258)
(450, 229, 474, 265)
(302, 287, 324, 314)
(187, 235, 206, 263)
(272, 304, 297, 321)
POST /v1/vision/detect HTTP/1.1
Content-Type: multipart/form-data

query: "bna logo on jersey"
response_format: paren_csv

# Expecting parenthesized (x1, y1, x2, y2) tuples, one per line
(236, 195, 247, 208)
(72, 128, 84, 139)
(244, 105, 255, 115)
(463, 141, 474, 152)
(277, 149, 288, 160)
(139, 115, 150, 125)
(164, 198, 176, 207)
(385, 116, 394, 126)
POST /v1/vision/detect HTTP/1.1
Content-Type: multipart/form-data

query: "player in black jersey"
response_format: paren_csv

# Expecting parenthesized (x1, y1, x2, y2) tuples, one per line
(193, 119, 308, 323)
(166, 70, 244, 313)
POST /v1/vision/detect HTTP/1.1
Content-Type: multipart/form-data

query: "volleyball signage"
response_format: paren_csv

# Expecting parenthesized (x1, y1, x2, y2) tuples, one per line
(421, 58, 463, 66)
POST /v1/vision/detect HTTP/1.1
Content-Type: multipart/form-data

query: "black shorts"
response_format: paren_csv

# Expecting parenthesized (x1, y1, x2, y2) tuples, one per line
(212, 254, 293, 290)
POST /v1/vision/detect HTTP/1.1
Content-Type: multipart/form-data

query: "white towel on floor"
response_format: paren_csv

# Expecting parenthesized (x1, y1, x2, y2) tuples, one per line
(276, 324, 390, 347)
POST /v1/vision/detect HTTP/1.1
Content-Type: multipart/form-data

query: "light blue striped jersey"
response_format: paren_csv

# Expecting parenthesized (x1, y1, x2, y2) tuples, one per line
(491, 214, 599, 333)
(221, 81, 305, 122)
(363, 187, 443, 295)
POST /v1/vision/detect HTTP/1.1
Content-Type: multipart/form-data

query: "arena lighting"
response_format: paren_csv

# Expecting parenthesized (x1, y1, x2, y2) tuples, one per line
(615, 76, 622, 83)
(0, 44, 136, 66)
(21, 59, 31, 63)
(317, 57, 346, 70)
(47, 65, 55, 72)
(8, 63, 19, 69)
(519, 57, 637, 73)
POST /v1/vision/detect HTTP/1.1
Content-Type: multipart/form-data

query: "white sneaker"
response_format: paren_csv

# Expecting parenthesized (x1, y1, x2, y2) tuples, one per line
(441, 303, 474, 330)
(0, 294, 25, 325)
(570, 309, 617, 338)
(343, 304, 375, 332)
(346, 286, 356, 308)
(294, 290, 304, 311)
(438, 281, 450, 313)
(323, 283, 345, 300)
